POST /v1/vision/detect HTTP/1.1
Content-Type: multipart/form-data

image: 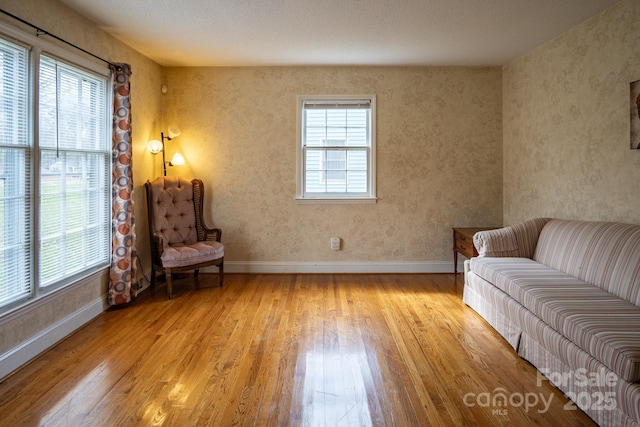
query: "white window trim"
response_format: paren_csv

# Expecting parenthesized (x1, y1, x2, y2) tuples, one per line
(296, 94, 377, 205)
(0, 22, 112, 315)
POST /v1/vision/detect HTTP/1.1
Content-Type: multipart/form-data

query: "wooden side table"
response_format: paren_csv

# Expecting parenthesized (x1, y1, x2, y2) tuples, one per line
(452, 227, 497, 274)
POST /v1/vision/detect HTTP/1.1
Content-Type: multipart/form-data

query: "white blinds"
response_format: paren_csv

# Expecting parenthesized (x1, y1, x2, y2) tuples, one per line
(303, 101, 371, 195)
(0, 37, 31, 306)
(39, 56, 108, 151)
(0, 28, 111, 310)
(38, 55, 110, 287)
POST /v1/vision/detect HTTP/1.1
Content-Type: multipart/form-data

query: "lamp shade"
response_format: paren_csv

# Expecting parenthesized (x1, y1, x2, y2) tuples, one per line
(167, 127, 181, 139)
(147, 139, 163, 154)
(170, 152, 185, 166)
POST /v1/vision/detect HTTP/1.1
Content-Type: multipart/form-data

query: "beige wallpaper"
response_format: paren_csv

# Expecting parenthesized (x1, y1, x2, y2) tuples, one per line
(503, 0, 640, 226)
(0, 0, 162, 355)
(162, 66, 503, 265)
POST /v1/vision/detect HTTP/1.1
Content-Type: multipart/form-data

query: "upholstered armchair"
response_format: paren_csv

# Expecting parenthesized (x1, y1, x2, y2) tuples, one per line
(145, 176, 224, 299)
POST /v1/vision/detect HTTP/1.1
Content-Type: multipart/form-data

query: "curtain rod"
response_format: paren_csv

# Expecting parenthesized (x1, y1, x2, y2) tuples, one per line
(0, 8, 121, 70)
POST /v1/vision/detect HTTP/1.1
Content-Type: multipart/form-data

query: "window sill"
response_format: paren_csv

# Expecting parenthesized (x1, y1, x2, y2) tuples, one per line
(296, 197, 377, 205)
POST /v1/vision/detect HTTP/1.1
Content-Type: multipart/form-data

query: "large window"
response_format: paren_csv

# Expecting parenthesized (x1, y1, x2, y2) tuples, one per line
(0, 27, 110, 312)
(297, 95, 376, 204)
(0, 37, 30, 307)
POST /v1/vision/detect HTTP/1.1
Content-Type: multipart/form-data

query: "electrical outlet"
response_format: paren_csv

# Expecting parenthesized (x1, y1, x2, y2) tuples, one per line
(330, 237, 341, 251)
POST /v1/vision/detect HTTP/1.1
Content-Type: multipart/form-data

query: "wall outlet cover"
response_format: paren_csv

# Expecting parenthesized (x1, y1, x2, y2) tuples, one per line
(330, 237, 341, 250)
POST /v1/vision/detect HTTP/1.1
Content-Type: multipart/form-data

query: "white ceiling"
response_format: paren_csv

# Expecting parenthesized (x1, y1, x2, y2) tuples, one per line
(58, 0, 620, 67)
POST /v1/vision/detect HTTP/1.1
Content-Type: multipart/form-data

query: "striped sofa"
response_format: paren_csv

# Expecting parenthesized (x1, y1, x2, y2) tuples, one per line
(463, 218, 640, 426)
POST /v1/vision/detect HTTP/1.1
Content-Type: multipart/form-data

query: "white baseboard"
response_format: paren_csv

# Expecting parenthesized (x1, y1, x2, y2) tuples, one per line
(0, 295, 105, 381)
(204, 260, 462, 274)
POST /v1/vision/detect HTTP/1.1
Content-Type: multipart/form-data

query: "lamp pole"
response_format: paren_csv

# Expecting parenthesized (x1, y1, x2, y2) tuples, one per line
(161, 132, 173, 176)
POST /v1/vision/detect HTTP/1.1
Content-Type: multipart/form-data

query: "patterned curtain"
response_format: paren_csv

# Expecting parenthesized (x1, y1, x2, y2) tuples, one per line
(108, 63, 137, 306)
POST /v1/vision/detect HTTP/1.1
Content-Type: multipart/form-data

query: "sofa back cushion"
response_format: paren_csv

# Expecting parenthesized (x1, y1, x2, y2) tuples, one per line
(533, 220, 640, 306)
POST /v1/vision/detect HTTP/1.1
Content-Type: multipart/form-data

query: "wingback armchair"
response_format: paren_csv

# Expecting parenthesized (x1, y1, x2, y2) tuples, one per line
(145, 176, 224, 299)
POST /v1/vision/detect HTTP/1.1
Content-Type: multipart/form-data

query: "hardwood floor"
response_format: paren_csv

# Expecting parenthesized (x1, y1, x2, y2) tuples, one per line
(0, 274, 596, 426)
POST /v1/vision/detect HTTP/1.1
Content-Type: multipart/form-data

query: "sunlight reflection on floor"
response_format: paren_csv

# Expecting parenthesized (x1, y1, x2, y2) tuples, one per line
(41, 362, 112, 425)
(302, 351, 373, 427)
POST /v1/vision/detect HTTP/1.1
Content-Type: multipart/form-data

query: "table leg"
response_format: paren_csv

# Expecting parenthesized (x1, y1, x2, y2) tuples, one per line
(454, 250, 458, 274)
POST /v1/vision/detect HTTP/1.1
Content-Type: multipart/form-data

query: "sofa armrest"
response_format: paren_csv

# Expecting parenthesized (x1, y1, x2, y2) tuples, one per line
(473, 218, 552, 258)
(473, 227, 519, 257)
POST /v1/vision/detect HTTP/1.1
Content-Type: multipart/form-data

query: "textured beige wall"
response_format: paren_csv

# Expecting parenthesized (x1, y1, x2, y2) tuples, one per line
(503, 0, 640, 225)
(0, 0, 162, 355)
(162, 66, 503, 264)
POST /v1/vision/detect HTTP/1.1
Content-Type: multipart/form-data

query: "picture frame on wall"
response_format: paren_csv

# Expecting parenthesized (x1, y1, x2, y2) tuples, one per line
(631, 79, 640, 149)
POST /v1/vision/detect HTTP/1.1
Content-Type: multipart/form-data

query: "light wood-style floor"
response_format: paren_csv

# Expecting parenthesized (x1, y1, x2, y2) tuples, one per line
(0, 274, 596, 426)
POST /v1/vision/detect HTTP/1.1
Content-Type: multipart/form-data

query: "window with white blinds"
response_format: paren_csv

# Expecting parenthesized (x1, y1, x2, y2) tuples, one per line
(38, 56, 110, 287)
(0, 29, 110, 311)
(0, 38, 31, 306)
(297, 95, 376, 203)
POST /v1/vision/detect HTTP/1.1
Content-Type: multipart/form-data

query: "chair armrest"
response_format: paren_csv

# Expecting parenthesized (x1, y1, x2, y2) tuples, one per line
(203, 227, 222, 243)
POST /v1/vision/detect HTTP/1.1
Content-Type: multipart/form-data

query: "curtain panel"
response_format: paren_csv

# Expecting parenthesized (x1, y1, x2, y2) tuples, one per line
(108, 63, 137, 306)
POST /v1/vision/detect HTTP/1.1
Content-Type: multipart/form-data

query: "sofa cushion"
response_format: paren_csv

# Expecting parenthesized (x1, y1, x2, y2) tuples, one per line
(533, 220, 640, 306)
(470, 257, 640, 382)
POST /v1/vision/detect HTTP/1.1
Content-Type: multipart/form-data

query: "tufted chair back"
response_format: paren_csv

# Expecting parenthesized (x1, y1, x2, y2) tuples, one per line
(147, 176, 198, 248)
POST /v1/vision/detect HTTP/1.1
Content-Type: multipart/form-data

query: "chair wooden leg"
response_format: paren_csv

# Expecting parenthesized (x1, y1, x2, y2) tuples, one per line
(218, 261, 224, 287)
(194, 268, 200, 289)
(150, 265, 156, 295)
(166, 268, 173, 300)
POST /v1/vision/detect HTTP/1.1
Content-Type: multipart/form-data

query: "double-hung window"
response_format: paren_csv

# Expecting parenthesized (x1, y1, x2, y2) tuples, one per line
(297, 95, 376, 204)
(0, 25, 111, 312)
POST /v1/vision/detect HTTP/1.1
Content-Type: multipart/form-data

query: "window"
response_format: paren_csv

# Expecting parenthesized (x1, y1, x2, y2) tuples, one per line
(297, 95, 376, 204)
(0, 37, 30, 306)
(0, 26, 110, 312)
